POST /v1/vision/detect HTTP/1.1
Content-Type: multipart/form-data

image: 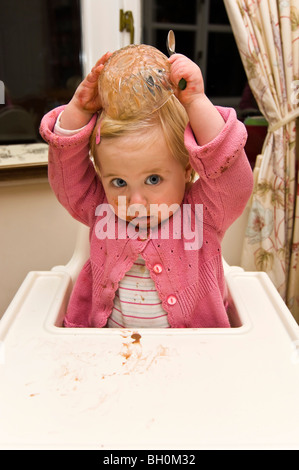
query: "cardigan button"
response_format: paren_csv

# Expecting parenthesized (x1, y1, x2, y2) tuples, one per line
(153, 263, 163, 274)
(167, 295, 177, 306)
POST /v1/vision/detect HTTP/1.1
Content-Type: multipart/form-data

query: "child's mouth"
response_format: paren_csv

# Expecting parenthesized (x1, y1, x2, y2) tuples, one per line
(126, 215, 158, 227)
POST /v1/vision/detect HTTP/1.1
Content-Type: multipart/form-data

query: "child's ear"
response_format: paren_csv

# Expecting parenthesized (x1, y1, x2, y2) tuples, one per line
(184, 163, 192, 183)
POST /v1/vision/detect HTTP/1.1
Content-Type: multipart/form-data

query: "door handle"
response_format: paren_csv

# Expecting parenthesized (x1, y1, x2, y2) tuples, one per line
(119, 9, 135, 44)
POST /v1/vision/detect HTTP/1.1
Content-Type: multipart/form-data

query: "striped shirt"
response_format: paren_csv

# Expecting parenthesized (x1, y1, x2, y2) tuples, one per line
(107, 255, 170, 328)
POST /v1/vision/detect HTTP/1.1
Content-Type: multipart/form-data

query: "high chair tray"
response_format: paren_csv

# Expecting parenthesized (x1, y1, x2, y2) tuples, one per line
(0, 269, 299, 449)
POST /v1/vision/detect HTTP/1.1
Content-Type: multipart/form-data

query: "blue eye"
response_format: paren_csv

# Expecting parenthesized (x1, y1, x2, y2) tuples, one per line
(145, 174, 161, 185)
(111, 178, 127, 188)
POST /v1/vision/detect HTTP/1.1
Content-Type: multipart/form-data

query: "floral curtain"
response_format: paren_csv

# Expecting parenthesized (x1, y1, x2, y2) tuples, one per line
(223, 0, 299, 321)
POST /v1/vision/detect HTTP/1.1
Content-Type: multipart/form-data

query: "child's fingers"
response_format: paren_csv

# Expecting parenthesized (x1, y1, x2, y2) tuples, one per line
(87, 52, 113, 83)
(168, 53, 185, 64)
(88, 64, 105, 83)
(169, 54, 205, 103)
(169, 56, 189, 83)
(169, 55, 192, 75)
(95, 51, 113, 67)
(170, 55, 201, 86)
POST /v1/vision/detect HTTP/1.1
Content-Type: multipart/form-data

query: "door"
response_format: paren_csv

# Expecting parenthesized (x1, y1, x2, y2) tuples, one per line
(81, 0, 142, 75)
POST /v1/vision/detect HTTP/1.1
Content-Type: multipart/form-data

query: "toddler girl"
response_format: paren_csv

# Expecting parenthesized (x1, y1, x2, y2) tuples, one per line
(40, 44, 253, 328)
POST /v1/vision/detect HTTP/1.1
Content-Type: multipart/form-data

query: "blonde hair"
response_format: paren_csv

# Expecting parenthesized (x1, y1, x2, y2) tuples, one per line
(90, 95, 196, 182)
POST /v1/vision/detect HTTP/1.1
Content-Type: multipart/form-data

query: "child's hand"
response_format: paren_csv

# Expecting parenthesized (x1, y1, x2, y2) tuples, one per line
(72, 52, 112, 114)
(60, 52, 112, 130)
(169, 53, 225, 145)
(168, 54, 204, 108)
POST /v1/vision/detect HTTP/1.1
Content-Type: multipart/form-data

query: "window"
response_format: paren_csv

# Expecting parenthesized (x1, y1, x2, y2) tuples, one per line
(0, 0, 82, 145)
(142, 0, 247, 110)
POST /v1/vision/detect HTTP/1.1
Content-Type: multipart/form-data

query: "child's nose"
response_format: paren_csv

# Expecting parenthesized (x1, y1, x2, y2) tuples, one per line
(129, 189, 147, 205)
(128, 190, 147, 212)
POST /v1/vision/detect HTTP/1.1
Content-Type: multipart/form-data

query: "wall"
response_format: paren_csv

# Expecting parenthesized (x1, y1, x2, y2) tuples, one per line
(0, 177, 78, 316)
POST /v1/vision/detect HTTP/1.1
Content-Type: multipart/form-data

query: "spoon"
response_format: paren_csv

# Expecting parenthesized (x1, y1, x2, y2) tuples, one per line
(166, 30, 187, 90)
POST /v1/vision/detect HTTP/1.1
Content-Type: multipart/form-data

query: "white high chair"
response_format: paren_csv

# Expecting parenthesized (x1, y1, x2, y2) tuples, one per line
(1, 222, 299, 449)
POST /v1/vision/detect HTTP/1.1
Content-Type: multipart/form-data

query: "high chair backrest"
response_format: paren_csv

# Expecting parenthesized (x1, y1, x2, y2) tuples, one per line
(52, 223, 90, 283)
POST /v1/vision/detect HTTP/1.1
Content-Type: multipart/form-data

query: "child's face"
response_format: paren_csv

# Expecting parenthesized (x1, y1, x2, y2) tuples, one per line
(96, 127, 191, 227)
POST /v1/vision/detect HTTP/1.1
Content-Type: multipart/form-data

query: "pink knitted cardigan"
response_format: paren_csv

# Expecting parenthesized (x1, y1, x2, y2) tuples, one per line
(40, 105, 253, 328)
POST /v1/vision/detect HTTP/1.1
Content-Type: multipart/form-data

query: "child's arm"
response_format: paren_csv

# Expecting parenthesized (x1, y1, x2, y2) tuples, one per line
(169, 54, 253, 233)
(40, 52, 112, 227)
(184, 106, 253, 234)
(60, 52, 112, 130)
(169, 54, 225, 145)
